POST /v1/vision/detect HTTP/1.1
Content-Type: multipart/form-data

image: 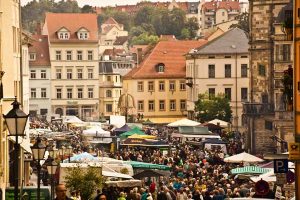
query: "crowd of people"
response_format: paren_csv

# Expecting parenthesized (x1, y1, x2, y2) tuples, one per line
(29, 117, 293, 200)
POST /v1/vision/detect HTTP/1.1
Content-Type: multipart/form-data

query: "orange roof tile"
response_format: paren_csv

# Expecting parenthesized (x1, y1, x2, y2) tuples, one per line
(124, 40, 207, 79)
(45, 13, 98, 43)
(29, 35, 50, 66)
(203, 1, 240, 11)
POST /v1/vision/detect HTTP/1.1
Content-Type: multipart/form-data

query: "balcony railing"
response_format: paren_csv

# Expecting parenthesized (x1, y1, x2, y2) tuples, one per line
(243, 102, 274, 116)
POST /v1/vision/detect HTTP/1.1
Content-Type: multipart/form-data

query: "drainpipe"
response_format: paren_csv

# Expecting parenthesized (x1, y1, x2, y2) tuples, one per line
(235, 52, 238, 131)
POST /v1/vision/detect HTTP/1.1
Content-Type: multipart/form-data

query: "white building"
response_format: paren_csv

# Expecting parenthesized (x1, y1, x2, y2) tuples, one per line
(43, 13, 99, 121)
(186, 28, 249, 130)
(29, 34, 52, 120)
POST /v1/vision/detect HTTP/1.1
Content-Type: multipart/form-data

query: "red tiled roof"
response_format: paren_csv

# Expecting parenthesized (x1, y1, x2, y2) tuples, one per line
(102, 25, 115, 34)
(203, 1, 240, 11)
(103, 17, 119, 25)
(103, 48, 126, 56)
(124, 40, 207, 79)
(45, 13, 98, 43)
(114, 36, 129, 45)
(29, 35, 50, 66)
(160, 35, 177, 41)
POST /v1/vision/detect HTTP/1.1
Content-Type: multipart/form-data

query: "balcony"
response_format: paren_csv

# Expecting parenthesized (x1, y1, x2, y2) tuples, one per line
(243, 102, 274, 116)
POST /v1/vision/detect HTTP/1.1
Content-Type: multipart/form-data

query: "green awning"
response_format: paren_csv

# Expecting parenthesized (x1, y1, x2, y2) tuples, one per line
(125, 161, 171, 171)
(231, 166, 271, 175)
(120, 127, 145, 138)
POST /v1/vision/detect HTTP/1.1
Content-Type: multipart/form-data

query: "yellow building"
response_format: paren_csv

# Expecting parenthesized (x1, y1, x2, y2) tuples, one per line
(0, 0, 30, 198)
(123, 39, 206, 124)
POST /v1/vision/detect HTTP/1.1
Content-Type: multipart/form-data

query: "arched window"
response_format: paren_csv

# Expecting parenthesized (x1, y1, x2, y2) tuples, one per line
(55, 108, 63, 117)
(106, 90, 112, 97)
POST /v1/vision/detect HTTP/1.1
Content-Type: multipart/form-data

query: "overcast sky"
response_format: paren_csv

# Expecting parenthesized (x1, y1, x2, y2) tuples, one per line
(21, 0, 197, 7)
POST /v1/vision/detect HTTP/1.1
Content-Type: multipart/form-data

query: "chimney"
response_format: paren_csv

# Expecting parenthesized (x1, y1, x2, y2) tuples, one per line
(36, 22, 42, 35)
(137, 48, 143, 64)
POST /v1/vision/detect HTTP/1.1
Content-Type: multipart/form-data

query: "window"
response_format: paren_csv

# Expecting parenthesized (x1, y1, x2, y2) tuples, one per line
(77, 51, 83, 60)
(107, 76, 111, 82)
(56, 51, 61, 60)
(180, 100, 186, 110)
(41, 70, 46, 79)
(241, 88, 248, 102)
(77, 88, 83, 99)
(56, 69, 62, 79)
(67, 69, 73, 79)
(169, 81, 175, 91)
(58, 32, 69, 40)
(30, 70, 36, 79)
(88, 69, 93, 79)
(208, 88, 215, 99)
(137, 81, 144, 92)
(170, 100, 176, 111)
(180, 81, 186, 90)
(148, 81, 154, 92)
(258, 64, 266, 76)
(265, 120, 273, 130)
(77, 69, 83, 79)
(222, 11, 225, 16)
(241, 64, 248, 77)
(159, 81, 165, 91)
(156, 64, 164, 73)
(148, 100, 155, 111)
(29, 53, 36, 61)
(208, 64, 215, 78)
(106, 90, 112, 97)
(88, 88, 94, 98)
(79, 32, 88, 40)
(225, 88, 231, 100)
(275, 44, 291, 62)
(56, 88, 62, 99)
(31, 88, 36, 98)
(67, 88, 73, 99)
(106, 104, 113, 112)
(225, 64, 231, 78)
(40, 109, 48, 115)
(41, 88, 46, 98)
(138, 100, 144, 111)
(87, 51, 93, 60)
(159, 100, 165, 111)
(66, 51, 72, 60)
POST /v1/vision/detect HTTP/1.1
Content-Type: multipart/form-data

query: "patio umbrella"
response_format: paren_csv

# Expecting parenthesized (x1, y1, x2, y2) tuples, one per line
(67, 152, 99, 163)
(224, 152, 264, 163)
(167, 118, 201, 127)
(125, 161, 171, 170)
(120, 127, 145, 138)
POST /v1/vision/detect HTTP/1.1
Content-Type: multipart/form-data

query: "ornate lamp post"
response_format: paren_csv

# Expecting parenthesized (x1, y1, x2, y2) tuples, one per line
(66, 145, 73, 163)
(3, 98, 29, 200)
(31, 136, 46, 200)
(46, 159, 58, 200)
(59, 145, 66, 161)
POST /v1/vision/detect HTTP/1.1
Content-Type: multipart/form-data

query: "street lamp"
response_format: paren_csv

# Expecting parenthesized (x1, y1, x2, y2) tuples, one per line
(59, 145, 66, 161)
(46, 159, 58, 200)
(31, 136, 46, 200)
(3, 97, 29, 200)
(65, 145, 73, 163)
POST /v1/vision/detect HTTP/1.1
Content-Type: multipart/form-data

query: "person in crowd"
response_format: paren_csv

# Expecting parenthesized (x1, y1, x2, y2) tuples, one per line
(55, 184, 73, 200)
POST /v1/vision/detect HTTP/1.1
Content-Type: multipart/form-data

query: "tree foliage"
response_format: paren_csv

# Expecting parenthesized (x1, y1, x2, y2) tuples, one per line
(130, 33, 159, 45)
(230, 12, 249, 33)
(194, 93, 232, 123)
(64, 167, 104, 200)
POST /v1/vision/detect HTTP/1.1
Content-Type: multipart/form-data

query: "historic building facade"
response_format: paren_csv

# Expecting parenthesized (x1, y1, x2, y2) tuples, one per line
(243, 0, 293, 154)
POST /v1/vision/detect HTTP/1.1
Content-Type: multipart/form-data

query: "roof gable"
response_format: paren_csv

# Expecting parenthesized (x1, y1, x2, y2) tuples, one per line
(124, 40, 207, 79)
(29, 35, 50, 66)
(194, 28, 249, 55)
(77, 27, 89, 32)
(45, 13, 98, 43)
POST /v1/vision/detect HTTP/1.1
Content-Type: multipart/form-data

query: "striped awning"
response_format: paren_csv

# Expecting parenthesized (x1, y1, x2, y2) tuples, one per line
(231, 166, 271, 175)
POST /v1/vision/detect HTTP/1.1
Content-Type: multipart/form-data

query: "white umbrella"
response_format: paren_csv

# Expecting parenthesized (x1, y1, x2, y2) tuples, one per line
(167, 118, 201, 127)
(208, 119, 229, 127)
(224, 152, 264, 163)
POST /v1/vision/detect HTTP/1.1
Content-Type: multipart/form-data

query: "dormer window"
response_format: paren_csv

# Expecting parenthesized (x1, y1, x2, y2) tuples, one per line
(57, 27, 70, 40)
(78, 32, 88, 40)
(155, 63, 165, 73)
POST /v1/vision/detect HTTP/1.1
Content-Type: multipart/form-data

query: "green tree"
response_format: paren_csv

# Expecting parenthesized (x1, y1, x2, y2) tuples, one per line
(134, 6, 156, 26)
(131, 33, 159, 45)
(81, 5, 95, 13)
(185, 17, 199, 39)
(64, 167, 104, 200)
(194, 93, 232, 123)
(180, 28, 190, 39)
(230, 12, 249, 33)
(129, 26, 147, 37)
